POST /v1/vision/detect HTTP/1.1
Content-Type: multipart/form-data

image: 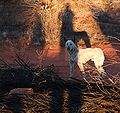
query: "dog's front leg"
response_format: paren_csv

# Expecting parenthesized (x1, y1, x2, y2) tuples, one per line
(77, 62, 87, 79)
(69, 60, 74, 79)
(77, 62, 85, 74)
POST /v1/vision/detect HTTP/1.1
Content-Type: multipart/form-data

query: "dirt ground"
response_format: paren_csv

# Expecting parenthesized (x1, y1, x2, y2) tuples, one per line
(0, 39, 119, 81)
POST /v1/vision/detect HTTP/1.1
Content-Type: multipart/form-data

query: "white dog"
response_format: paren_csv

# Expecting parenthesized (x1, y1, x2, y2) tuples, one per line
(65, 40, 105, 79)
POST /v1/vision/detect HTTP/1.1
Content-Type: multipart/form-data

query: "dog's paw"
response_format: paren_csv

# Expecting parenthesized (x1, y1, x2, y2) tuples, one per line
(82, 71, 85, 74)
(101, 71, 107, 75)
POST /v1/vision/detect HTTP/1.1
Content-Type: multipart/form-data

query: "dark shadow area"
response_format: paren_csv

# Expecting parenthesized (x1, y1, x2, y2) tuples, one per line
(0, 0, 45, 47)
(0, 62, 119, 112)
(49, 81, 82, 113)
(91, 7, 120, 39)
(1, 94, 25, 113)
(59, 5, 91, 47)
(0, 1, 25, 41)
(0, 65, 83, 113)
(59, 5, 74, 46)
(0, 69, 34, 93)
(32, 13, 45, 46)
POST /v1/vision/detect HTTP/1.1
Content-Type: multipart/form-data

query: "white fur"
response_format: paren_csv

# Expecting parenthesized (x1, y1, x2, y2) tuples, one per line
(65, 40, 105, 79)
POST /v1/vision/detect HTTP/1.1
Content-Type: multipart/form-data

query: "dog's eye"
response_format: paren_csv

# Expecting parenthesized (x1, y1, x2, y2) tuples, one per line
(70, 43, 72, 45)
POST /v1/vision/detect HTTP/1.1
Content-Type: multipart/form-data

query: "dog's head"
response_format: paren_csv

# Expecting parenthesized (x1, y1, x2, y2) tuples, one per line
(65, 40, 78, 52)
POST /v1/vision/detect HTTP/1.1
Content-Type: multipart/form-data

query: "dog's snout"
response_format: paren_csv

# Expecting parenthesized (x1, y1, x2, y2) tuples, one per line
(67, 46, 70, 51)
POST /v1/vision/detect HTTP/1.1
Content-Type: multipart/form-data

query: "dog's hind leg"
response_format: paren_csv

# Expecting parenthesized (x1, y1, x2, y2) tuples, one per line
(97, 66, 105, 73)
(94, 58, 105, 73)
(77, 62, 87, 79)
(95, 65, 106, 78)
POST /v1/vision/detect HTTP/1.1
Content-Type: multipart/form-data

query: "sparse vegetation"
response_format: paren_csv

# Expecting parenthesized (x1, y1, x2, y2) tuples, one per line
(0, 57, 119, 113)
(0, 0, 120, 45)
(0, 0, 120, 113)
